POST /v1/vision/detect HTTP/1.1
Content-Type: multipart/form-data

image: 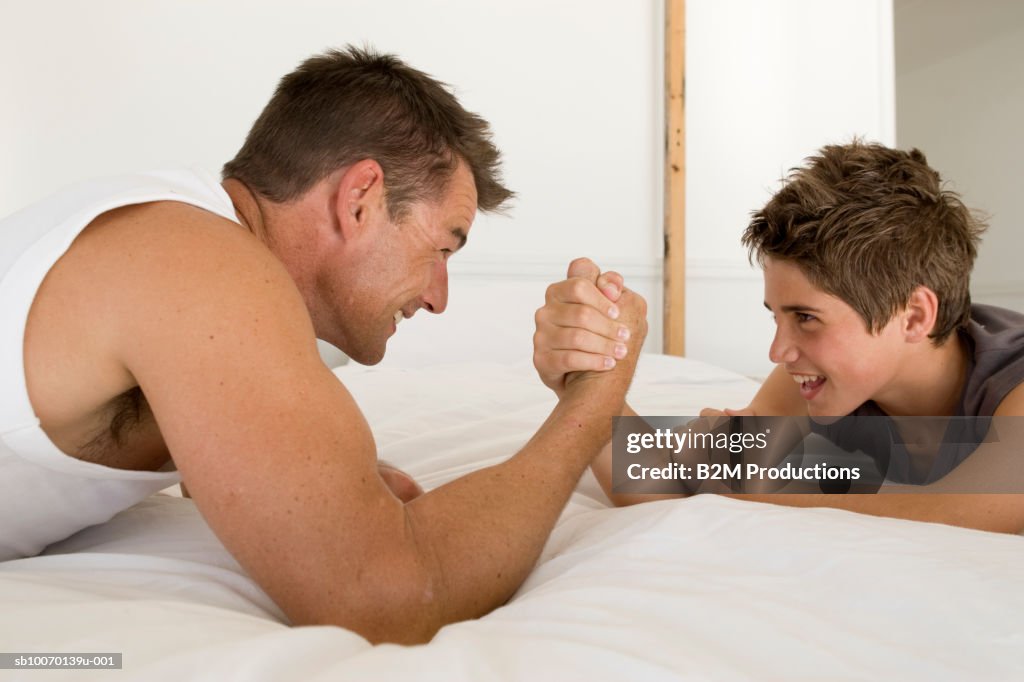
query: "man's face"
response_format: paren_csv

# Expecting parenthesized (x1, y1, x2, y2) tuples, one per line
(763, 258, 906, 416)
(323, 161, 478, 365)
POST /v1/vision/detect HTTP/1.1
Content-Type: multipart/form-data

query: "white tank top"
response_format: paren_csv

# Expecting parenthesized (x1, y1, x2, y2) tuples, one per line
(0, 168, 240, 561)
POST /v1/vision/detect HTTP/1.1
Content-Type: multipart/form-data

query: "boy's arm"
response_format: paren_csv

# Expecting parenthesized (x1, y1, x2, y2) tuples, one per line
(602, 365, 1024, 532)
(594, 365, 810, 505)
(590, 403, 683, 506)
(739, 365, 810, 416)
(721, 383, 1024, 534)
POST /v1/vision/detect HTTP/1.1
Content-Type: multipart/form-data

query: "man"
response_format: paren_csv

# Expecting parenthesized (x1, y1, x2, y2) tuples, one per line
(0, 46, 647, 643)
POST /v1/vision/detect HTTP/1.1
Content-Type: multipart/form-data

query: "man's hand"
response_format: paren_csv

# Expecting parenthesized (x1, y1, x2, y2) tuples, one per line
(533, 258, 638, 398)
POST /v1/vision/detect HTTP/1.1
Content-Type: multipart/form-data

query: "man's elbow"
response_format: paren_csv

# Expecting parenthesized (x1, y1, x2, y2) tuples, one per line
(293, 567, 447, 645)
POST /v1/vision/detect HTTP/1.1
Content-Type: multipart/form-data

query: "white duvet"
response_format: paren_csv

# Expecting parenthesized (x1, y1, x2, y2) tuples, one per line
(1, 355, 1021, 681)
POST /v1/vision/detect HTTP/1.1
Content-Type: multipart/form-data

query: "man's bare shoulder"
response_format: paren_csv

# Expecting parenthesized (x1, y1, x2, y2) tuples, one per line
(60, 200, 310, 349)
(25, 199, 322, 461)
(79, 200, 281, 289)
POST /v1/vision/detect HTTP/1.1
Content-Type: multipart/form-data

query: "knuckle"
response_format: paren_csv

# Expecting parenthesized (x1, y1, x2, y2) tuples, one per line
(569, 278, 591, 299)
(559, 351, 579, 370)
(573, 305, 594, 328)
(567, 257, 599, 282)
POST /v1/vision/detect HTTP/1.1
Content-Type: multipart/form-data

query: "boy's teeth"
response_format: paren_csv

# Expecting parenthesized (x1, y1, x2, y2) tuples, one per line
(792, 374, 822, 385)
(394, 310, 403, 325)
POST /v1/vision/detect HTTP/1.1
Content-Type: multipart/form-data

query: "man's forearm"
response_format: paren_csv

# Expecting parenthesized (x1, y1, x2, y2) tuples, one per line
(386, 381, 630, 642)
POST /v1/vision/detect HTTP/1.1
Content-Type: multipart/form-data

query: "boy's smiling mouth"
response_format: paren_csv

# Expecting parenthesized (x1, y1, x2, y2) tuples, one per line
(791, 373, 827, 400)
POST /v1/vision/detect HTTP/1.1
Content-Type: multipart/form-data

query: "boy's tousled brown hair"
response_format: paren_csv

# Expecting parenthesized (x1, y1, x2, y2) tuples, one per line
(223, 45, 513, 219)
(743, 140, 986, 344)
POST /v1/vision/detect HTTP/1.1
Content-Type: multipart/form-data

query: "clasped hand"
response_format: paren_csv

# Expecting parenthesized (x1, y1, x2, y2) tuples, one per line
(533, 257, 648, 398)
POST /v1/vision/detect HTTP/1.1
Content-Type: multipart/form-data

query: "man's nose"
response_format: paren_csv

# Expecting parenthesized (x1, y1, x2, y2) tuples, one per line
(768, 325, 798, 364)
(421, 259, 449, 314)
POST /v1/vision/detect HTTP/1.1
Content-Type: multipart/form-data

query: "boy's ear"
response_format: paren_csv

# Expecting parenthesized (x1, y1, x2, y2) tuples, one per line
(334, 159, 386, 241)
(902, 286, 939, 343)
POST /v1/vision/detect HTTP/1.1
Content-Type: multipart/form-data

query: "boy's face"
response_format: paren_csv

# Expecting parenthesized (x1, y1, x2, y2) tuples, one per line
(763, 258, 906, 416)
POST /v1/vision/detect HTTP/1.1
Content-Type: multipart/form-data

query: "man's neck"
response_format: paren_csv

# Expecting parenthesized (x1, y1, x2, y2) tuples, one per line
(218, 177, 329, 323)
(221, 178, 270, 243)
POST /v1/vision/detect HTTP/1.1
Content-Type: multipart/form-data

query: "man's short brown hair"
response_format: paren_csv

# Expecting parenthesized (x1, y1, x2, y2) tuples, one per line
(742, 141, 987, 344)
(223, 46, 513, 218)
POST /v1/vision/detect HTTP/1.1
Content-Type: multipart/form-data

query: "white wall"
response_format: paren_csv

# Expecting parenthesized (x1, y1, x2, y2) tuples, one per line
(685, 0, 895, 379)
(1, 0, 895, 378)
(0, 0, 664, 369)
(895, 0, 1024, 313)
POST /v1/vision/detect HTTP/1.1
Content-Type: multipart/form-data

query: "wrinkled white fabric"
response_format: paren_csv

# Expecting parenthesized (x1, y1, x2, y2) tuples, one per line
(0, 168, 237, 560)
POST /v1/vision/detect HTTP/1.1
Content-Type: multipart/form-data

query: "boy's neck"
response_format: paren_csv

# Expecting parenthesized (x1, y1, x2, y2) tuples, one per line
(874, 332, 969, 417)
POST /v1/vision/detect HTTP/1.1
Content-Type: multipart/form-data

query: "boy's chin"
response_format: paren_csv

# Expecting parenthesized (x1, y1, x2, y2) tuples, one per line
(804, 387, 864, 418)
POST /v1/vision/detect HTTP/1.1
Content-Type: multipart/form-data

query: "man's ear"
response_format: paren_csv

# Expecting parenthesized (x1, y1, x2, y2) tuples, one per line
(334, 159, 385, 240)
(903, 286, 940, 343)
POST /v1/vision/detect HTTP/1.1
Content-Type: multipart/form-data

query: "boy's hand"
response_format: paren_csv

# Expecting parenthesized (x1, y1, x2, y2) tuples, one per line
(700, 407, 756, 418)
(533, 258, 635, 398)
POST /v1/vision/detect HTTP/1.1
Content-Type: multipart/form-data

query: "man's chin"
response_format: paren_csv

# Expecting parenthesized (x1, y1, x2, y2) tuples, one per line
(343, 341, 387, 366)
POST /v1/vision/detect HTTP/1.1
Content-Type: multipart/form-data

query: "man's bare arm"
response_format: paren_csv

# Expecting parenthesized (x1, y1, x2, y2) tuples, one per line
(93, 205, 647, 643)
(529, 260, 676, 506)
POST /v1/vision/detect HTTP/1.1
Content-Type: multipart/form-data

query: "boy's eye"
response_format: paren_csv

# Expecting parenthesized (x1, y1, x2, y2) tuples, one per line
(795, 312, 816, 323)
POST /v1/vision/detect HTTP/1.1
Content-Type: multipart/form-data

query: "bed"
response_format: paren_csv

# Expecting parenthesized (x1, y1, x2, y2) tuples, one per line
(1, 354, 1021, 680)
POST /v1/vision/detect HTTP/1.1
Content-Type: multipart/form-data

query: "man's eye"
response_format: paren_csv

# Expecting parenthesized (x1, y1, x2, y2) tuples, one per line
(795, 312, 816, 323)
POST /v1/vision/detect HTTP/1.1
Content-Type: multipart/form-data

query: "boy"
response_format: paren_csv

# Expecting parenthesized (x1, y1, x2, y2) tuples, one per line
(594, 141, 1024, 533)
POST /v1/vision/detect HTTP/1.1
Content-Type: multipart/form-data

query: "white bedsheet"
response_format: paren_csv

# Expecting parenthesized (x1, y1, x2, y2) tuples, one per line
(1, 355, 1021, 681)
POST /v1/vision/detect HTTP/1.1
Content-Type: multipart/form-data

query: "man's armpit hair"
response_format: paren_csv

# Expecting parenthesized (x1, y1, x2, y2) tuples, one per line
(78, 386, 152, 464)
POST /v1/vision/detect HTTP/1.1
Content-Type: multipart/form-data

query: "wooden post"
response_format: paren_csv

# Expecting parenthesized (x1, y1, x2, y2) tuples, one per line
(664, 0, 686, 356)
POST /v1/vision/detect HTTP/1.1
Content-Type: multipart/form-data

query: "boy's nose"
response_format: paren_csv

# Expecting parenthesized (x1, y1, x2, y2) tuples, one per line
(768, 326, 799, 364)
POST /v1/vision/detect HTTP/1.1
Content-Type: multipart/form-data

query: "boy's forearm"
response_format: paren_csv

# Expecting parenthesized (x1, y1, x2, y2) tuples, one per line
(591, 403, 684, 506)
(719, 492, 1024, 534)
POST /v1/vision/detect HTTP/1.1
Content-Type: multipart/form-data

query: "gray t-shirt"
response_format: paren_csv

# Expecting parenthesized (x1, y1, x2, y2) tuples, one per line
(811, 304, 1024, 485)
